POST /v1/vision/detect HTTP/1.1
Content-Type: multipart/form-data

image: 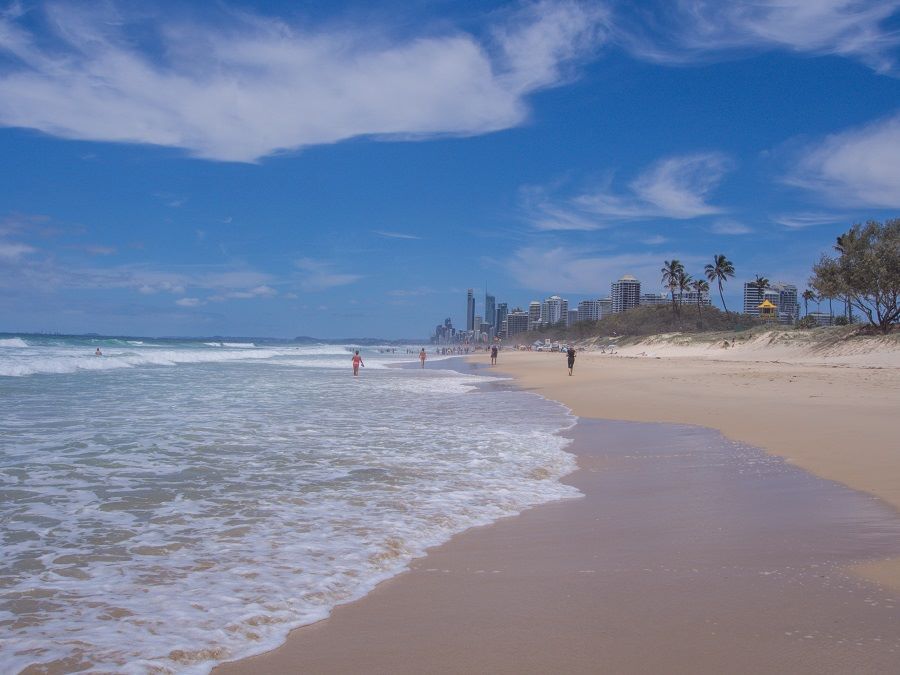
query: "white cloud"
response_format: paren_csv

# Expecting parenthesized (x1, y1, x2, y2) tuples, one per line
(787, 113, 900, 207)
(387, 287, 434, 297)
(175, 297, 203, 307)
(773, 212, 843, 229)
(641, 235, 667, 245)
(294, 258, 362, 291)
(710, 219, 752, 235)
(0, 1, 607, 162)
(521, 152, 732, 231)
(0, 241, 36, 259)
(374, 231, 422, 240)
(504, 246, 704, 294)
(617, 1, 900, 75)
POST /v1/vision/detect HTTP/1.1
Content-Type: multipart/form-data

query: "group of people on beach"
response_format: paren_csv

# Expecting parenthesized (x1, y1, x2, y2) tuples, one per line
(351, 348, 428, 376)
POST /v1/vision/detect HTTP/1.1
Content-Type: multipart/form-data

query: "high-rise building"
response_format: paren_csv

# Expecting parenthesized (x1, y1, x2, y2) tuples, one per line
(528, 301, 542, 329)
(506, 310, 530, 337)
(541, 295, 567, 325)
(495, 302, 508, 331)
(567, 309, 578, 327)
(611, 275, 641, 313)
(484, 293, 496, 328)
(743, 282, 799, 324)
(598, 298, 612, 318)
(577, 299, 602, 322)
(466, 289, 475, 331)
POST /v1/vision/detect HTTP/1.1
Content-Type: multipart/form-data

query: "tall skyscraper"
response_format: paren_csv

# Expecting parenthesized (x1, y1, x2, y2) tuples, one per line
(611, 275, 641, 313)
(484, 293, 496, 328)
(466, 288, 475, 331)
(495, 302, 508, 331)
(528, 301, 542, 329)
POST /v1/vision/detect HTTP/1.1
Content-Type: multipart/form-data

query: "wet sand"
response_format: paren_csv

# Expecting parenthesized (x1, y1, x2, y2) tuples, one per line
(217, 418, 900, 674)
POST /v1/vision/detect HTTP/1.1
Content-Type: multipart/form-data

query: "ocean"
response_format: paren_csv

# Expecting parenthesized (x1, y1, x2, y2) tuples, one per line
(0, 335, 579, 673)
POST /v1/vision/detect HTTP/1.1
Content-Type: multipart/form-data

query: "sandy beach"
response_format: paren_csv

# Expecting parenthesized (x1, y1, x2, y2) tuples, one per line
(218, 339, 900, 674)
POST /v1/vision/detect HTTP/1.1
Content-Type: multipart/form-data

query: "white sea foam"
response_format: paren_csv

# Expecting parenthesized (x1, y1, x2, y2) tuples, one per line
(0, 346, 579, 673)
(0, 337, 28, 347)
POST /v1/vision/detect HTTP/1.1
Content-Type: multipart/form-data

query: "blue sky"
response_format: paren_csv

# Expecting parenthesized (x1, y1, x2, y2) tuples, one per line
(0, 0, 898, 338)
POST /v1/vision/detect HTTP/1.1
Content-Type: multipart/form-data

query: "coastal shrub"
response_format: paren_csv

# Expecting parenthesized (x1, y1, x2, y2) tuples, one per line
(834, 316, 850, 326)
(797, 315, 819, 329)
(811, 219, 900, 334)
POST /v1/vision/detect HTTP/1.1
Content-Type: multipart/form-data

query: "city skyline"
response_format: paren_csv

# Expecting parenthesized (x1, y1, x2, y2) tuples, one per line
(1, 1, 898, 338)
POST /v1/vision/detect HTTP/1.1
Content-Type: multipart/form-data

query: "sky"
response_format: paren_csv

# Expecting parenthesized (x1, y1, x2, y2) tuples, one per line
(0, 0, 898, 339)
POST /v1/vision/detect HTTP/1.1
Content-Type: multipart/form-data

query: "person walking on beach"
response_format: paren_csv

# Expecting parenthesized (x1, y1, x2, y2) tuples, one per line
(490, 345, 498, 365)
(566, 345, 576, 376)
(419, 348, 427, 369)
(352, 350, 364, 376)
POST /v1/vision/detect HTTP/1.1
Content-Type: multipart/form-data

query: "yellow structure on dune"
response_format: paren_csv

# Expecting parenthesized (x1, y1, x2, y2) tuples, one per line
(757, 299, 778, 322)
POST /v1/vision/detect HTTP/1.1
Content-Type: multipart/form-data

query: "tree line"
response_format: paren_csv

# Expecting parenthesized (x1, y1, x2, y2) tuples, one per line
(658, 218, 899, 334)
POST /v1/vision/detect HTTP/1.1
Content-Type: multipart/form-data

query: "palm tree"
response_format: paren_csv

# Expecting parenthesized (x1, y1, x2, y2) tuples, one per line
(834, 234, 854, 322)
(692, 279, 710, 322)
(704, 254, 735, 315)
(752, 275, 770, 302)
(661, 260, 685, 315)
(802, 289, 815, 316)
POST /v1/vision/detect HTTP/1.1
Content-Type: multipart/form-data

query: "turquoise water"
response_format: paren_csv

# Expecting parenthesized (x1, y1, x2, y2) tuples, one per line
(0, 335, 578, 673)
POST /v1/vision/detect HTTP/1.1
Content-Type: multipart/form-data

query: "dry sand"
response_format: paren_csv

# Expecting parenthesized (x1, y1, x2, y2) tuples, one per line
(217, 338, 900, 674)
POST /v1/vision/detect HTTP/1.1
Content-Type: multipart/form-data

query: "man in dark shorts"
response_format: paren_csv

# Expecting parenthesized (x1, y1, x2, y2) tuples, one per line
(490, 345, 498, 365)
(566, 345, 576, 376)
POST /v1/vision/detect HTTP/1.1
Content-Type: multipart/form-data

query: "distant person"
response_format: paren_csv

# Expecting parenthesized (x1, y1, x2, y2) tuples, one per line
(352, 350, 364, 376)
(95, 348, 102, 357)
(419, 348, 427, 369)
(566, 346, 576, 376)
(490, 345, 498, 365)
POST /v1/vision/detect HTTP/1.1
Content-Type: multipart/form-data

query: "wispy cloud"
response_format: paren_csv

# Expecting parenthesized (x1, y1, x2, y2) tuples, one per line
(710, 219, 752, 235)
(615, 1, 900, 76)
(387, 287, 434, 297)
(524, 152, 732, 230)
(175, 297, 203, 307)
(374, 230, 422, 240)
(0, 1, 608, 162)
(786, 112, 900, 208)
(294, 258, 362, 291)
(0, 242, 36, 259)
(773, 212, 843, 229)
(504, 246, 704, 294)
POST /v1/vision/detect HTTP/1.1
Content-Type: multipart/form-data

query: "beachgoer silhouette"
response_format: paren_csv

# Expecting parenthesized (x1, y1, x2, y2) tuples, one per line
(490, 345, 498, 365)
(566, 346, 576, 376)
(419, 348, 427, 369)
(95, 348, 102, 356)
(352, 350, 364, 376)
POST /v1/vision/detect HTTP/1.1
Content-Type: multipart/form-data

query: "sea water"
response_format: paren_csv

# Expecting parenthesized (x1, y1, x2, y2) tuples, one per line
(0, 335, 579, 673)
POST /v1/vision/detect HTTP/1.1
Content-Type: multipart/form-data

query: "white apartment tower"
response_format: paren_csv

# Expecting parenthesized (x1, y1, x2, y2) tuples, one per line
(611, 275, 641, 313)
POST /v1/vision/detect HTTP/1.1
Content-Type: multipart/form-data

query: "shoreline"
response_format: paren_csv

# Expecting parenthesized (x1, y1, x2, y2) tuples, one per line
(216, 350, 900, 674)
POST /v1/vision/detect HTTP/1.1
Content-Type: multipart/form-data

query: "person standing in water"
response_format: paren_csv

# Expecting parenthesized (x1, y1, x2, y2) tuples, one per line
(566, 345, 576, 376)
(95, 348, 102, 357)
(352, 350, 364, 376)
(419, 348, 427, 369)
(490, 345, 498, 365)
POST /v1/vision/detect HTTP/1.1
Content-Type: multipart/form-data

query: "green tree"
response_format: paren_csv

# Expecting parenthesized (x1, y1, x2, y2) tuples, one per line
(811, 219, 900, 333)
(704, 254, 735, 315)
(661, 259, 685, 315)
(692, 279, 710, 321)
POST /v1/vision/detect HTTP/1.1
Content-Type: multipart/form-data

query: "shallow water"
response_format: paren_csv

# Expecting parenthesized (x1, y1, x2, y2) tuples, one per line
(0, 337, 578, 673)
